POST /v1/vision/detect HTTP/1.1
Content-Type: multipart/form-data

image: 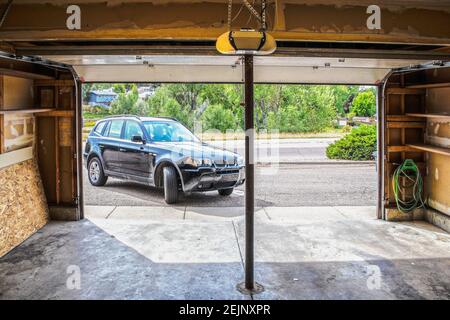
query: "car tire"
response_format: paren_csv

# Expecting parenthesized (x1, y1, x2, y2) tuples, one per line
(218, 188, 234, 196)
(88, 157, 108, 186)
(163, 166, 179, 204)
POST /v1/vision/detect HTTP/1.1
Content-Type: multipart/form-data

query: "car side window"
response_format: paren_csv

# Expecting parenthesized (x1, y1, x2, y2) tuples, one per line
(107, 120, 124, 139)
(94, 121, 106, 135)
(124, 121, 144, 141)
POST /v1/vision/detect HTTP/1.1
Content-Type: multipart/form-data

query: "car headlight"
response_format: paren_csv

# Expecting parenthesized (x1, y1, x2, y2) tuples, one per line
(236, 156, 244, 165)
(184, 157, 213, 167)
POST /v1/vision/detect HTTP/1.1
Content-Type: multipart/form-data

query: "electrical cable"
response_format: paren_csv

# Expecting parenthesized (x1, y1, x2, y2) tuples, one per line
(0, 0, 13, 29)
(392, 159, 426, 213)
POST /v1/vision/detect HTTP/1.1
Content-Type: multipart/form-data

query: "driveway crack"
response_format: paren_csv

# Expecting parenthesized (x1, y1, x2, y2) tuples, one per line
(105, 206, 118, 219)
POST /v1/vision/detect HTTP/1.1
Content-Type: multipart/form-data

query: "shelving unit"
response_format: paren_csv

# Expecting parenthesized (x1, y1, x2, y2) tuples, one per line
(384, 75, 427, 209)
(383, 70, 450, 220)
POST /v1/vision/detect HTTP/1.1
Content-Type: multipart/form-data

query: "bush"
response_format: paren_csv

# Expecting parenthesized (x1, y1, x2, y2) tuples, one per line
(326, 125, 376, 160)
(342, 125, 352, 133)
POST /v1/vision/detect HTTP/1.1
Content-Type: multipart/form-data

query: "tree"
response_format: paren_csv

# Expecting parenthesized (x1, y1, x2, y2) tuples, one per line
(270, 85, 337, 132)
(86, 82, 363, 133)
(201, 104, 237, 133)
(110, 85, 139, 114)
(147, 86, 192, 128)
(166, 84, 205, 112)
(351, 90, 376, 117)
(112, 84, 126, 94)
(331, 85, 359, 116)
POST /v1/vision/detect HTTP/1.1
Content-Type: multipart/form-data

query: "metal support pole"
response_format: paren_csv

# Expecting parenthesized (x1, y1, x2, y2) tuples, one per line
(237, 55, 264, 295)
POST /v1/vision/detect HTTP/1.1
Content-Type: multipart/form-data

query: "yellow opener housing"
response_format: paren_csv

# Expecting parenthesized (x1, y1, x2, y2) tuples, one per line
(216, 30, 276, 55)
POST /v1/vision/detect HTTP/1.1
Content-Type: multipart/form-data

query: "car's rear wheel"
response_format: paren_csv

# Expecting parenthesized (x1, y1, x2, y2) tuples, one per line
(218, 188, 234, 196)
(163, 166, 179, 204)
(88, 157, 108, 186)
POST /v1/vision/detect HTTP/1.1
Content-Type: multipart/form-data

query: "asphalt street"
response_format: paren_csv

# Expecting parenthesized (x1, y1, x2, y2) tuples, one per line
(207, 138, 339, 162)
(83, 163, 377, 207)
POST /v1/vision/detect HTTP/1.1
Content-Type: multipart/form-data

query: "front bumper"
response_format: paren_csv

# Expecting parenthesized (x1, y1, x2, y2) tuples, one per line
(181, 165, 245, 192)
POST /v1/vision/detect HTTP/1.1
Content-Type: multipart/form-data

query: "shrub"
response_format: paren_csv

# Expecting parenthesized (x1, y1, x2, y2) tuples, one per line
(342, 125, 352, 133)
(326, 124, 376, 160)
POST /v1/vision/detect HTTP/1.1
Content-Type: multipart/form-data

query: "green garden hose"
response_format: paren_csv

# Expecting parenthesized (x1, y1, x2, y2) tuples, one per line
(392, 159, 425, 213)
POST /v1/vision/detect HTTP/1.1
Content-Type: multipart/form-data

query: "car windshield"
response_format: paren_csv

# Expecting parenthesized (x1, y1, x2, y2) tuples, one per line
(143, 121, 200, 143)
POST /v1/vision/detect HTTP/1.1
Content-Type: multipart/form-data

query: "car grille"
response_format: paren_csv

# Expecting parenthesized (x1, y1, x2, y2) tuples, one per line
(216, 169, 240, 174)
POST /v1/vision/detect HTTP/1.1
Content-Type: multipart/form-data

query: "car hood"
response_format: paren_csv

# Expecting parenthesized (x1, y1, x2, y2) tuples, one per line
(152, 141, 241, 165)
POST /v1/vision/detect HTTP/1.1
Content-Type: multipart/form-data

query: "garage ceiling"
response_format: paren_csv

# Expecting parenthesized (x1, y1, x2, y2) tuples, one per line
(43, 54, 429, 84)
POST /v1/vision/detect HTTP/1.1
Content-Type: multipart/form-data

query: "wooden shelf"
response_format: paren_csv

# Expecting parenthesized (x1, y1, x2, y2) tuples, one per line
(406, 82, 450, 89)
(34, 80, 75, 87)
(35, 110, 74, 117)
(386, 115, 424, 122)
(387, 122, 426, 129)
(407, 144, 450, 157)
(386, 88, 425, 95)
(387, 145, 421, 153)
(405, 113, 450, 120)
(0, 108, 54, 115)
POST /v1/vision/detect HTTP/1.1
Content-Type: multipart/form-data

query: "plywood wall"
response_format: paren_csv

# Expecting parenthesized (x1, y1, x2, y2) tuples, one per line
(425, 87, 450, 216)
(0, 158, 49, 257)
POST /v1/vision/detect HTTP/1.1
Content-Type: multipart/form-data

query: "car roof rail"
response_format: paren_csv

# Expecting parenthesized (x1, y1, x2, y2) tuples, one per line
(155, 116, 178, 121)
(102, 114, 141, 120)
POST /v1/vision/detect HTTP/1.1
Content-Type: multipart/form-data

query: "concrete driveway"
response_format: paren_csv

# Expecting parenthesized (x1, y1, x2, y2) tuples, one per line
(83, 163, 377, 207)
(1, 205, 449, 299)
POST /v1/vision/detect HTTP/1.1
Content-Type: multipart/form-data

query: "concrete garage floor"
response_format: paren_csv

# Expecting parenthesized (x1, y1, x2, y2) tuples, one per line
(1, 206, 450, 299)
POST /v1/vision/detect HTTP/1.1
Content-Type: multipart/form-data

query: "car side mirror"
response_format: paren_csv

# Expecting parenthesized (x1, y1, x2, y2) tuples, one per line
(132, 135, 145, 144)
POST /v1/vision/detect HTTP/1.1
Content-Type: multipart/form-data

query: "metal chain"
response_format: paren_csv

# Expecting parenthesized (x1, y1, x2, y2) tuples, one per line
(243, 0, 262, 22)
(228, 0, 233, 30)
(261, 0, 267, 31)
(228, 0, 267, 31)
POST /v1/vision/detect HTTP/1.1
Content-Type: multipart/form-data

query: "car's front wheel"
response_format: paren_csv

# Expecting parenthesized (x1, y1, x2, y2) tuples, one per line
(163, 166, 179, 204)
(218, 188, 234, 196)
(88, 157, 108, 186)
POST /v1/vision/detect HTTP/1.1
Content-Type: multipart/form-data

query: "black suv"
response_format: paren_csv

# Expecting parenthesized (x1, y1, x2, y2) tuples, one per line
(84, 116, 245, 204)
